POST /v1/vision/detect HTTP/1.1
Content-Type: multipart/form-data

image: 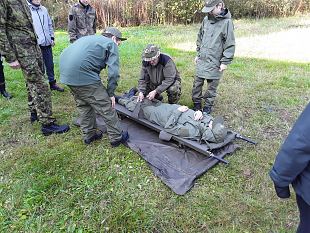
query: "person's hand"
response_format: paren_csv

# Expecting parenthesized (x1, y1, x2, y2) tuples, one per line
(274, 184, 291, 199)
(110, 96, 115, 108)
(194, 56, 199, 64)
(146, 90, 157, 100)
(194, 110, 203, 121)
(137, 92, 144, 102)
(51, 40, 55, 47)
(178, 106, 189, 112)
(219, 64, 227, 72)
(9, 60, 20, 69)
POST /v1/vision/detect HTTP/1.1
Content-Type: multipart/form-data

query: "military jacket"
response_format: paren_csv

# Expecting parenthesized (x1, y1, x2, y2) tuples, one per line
(196, 9, 235, 79)
(68, 2, 96, 43)
(60, 35, 120, 97)
(0, 0, 38, 63)
(138, 53, 181, 95)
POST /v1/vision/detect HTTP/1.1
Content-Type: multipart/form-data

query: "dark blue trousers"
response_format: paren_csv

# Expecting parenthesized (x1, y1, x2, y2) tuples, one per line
(296, 195, 310, 233)
(40, 45, 55, 84)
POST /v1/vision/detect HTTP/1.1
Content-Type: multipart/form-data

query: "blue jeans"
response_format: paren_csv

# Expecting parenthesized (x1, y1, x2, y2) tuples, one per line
(40, 45, 55, 84)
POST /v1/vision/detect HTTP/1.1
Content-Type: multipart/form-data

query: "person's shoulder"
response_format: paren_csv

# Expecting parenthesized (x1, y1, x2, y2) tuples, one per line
(159, 53, 173, 66)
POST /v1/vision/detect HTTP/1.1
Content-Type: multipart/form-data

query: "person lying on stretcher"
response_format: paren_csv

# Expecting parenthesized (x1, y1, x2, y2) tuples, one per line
(116, 88, 227, 143)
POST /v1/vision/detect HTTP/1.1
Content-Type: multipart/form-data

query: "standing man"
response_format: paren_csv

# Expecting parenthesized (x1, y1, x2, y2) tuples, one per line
(28, 0, 64, 92)
(0, 0, 70, 135)
(68, 0, 96, 43)
(270, 102, 310, 232)
(0, 54, 12, 99)
(192, 0, 235, 114)
(60, 27, 129, 146)
(137, 44, 182, 104)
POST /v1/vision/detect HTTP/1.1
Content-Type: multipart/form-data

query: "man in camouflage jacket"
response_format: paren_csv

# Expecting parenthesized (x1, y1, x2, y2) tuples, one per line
(137, 44, 182, 104)
(68, 0, 96, 43)
(0, 0, 69, 136)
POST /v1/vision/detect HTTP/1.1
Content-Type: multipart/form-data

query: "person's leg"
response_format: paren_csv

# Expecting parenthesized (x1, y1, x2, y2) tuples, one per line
(167, 79, 181, 104)
(0, 54, 12, 99)
(41, 46, 64, 92)
(18, 45, 69, 134)
(90, 83, 124, 143)
(192, 76, 204, 110)
(202, 79, 220, 114)
(296, 194, 310, 233)
(69, 86, 98, 141)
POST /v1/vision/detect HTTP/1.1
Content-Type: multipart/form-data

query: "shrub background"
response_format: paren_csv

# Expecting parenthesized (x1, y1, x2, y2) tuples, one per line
(44, 0, 310, 29)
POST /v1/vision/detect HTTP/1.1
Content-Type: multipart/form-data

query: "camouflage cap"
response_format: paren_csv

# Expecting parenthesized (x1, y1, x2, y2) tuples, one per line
(202, 0, 222, 13)
(102, 27, 127, 41)
(142, 44, 160, 61)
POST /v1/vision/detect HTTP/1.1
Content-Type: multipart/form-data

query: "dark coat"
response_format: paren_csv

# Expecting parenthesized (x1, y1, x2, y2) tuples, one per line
(270, 102, 310, 205)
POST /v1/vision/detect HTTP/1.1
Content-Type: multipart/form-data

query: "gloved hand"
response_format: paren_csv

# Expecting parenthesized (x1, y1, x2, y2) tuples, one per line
(274, 184, 290, 199)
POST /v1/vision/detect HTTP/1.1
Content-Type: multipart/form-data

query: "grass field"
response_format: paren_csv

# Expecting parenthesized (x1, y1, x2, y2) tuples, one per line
(1, 16, 310, 232)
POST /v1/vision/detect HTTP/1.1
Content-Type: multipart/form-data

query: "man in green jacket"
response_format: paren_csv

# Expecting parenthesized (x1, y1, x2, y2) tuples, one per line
(60, 27, 129, 146)
(137, 44, 182, 104)
(0, 0, 70, 136)
(192, 0, 235, 114)
(68, 0, 96, 43)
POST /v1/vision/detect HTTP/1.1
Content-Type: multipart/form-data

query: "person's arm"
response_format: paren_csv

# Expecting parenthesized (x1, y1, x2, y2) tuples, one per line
(106, 43, 120, 97)
(155, 59, 177, 94)
(0, 1, 17, 63)
(164, 107, 184, 129)
(46, 9, 55, 45)
(68, 6, 77, 43)
(196, 17, 206, 61)
(93, 10, 97, 34)
(220, 19, 235, 66)
(138, 64, 149, 95)
(270, 103, 310, 196)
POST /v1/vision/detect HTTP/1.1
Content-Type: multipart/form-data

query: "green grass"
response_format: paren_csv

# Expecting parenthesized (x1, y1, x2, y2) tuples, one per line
(1, 16, 310, 232)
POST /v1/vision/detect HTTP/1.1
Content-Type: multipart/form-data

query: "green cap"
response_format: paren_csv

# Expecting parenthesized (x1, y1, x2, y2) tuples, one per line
(202, 0, 222, 13)
(102, 27, 127, 41)
(142, 44, 160, 61)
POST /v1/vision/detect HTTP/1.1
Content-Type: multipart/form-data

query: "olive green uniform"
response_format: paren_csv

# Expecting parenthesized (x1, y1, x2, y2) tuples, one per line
(118, 97, 226, 143)
(138, 53, 181, 104)
(192, 9, 235, 108)
(60, 35, 122, 143)
(0, 0, 55, 125)
(68, 2, 96, 43)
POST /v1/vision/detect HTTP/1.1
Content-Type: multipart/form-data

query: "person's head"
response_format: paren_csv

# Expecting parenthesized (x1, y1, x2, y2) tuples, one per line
(142, 44, 160, 66)
(202, 0, 225, 16)
(102, 27, 127, 46)
(29, 0, 41, 6)
(79, 0, 89, 6)
(202, 116, 227, 143)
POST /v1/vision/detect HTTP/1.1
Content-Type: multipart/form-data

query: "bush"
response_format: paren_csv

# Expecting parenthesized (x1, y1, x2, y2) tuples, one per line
(43, 0, 310, 29)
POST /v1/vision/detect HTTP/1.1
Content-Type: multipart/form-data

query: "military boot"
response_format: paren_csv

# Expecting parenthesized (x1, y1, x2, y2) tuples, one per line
(193, 102, 202, 111)
(41, 123, 70, 136)
(0, 83, 12, 99)
(30, 111, 38, 123)
(203, 105, 212, 114)
(49, 81, 64, 92)
(84, 131, 103, 145)
(110, 131, 129, 147)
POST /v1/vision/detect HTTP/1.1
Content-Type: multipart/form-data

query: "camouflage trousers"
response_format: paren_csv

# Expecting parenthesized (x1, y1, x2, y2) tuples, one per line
(146, 79, 182, 104)
(69, 82, 122, 142)
(192, 76, 220, 107)
(18, 45, 55, 125)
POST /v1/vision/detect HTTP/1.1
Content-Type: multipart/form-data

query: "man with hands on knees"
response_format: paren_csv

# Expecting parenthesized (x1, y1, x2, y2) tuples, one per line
(137, 44, 182, 104)
(60, 27, 129, 146)
(270, 102, 310, 233)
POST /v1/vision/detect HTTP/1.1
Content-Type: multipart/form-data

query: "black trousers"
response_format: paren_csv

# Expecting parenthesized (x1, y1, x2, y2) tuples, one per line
(0, 54, 5, 85)
(296, 195, 310, 233)
(40, 45, 55, 83)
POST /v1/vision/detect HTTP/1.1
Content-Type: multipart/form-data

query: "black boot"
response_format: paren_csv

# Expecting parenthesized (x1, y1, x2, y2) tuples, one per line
(0, 83, 12, 99)
(203, 105, 212, 114)
(41, 122, 70, 136)
(30, 111, 38, 123)
(49, 80, 64, 92)
(193, 102, 202, 111)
